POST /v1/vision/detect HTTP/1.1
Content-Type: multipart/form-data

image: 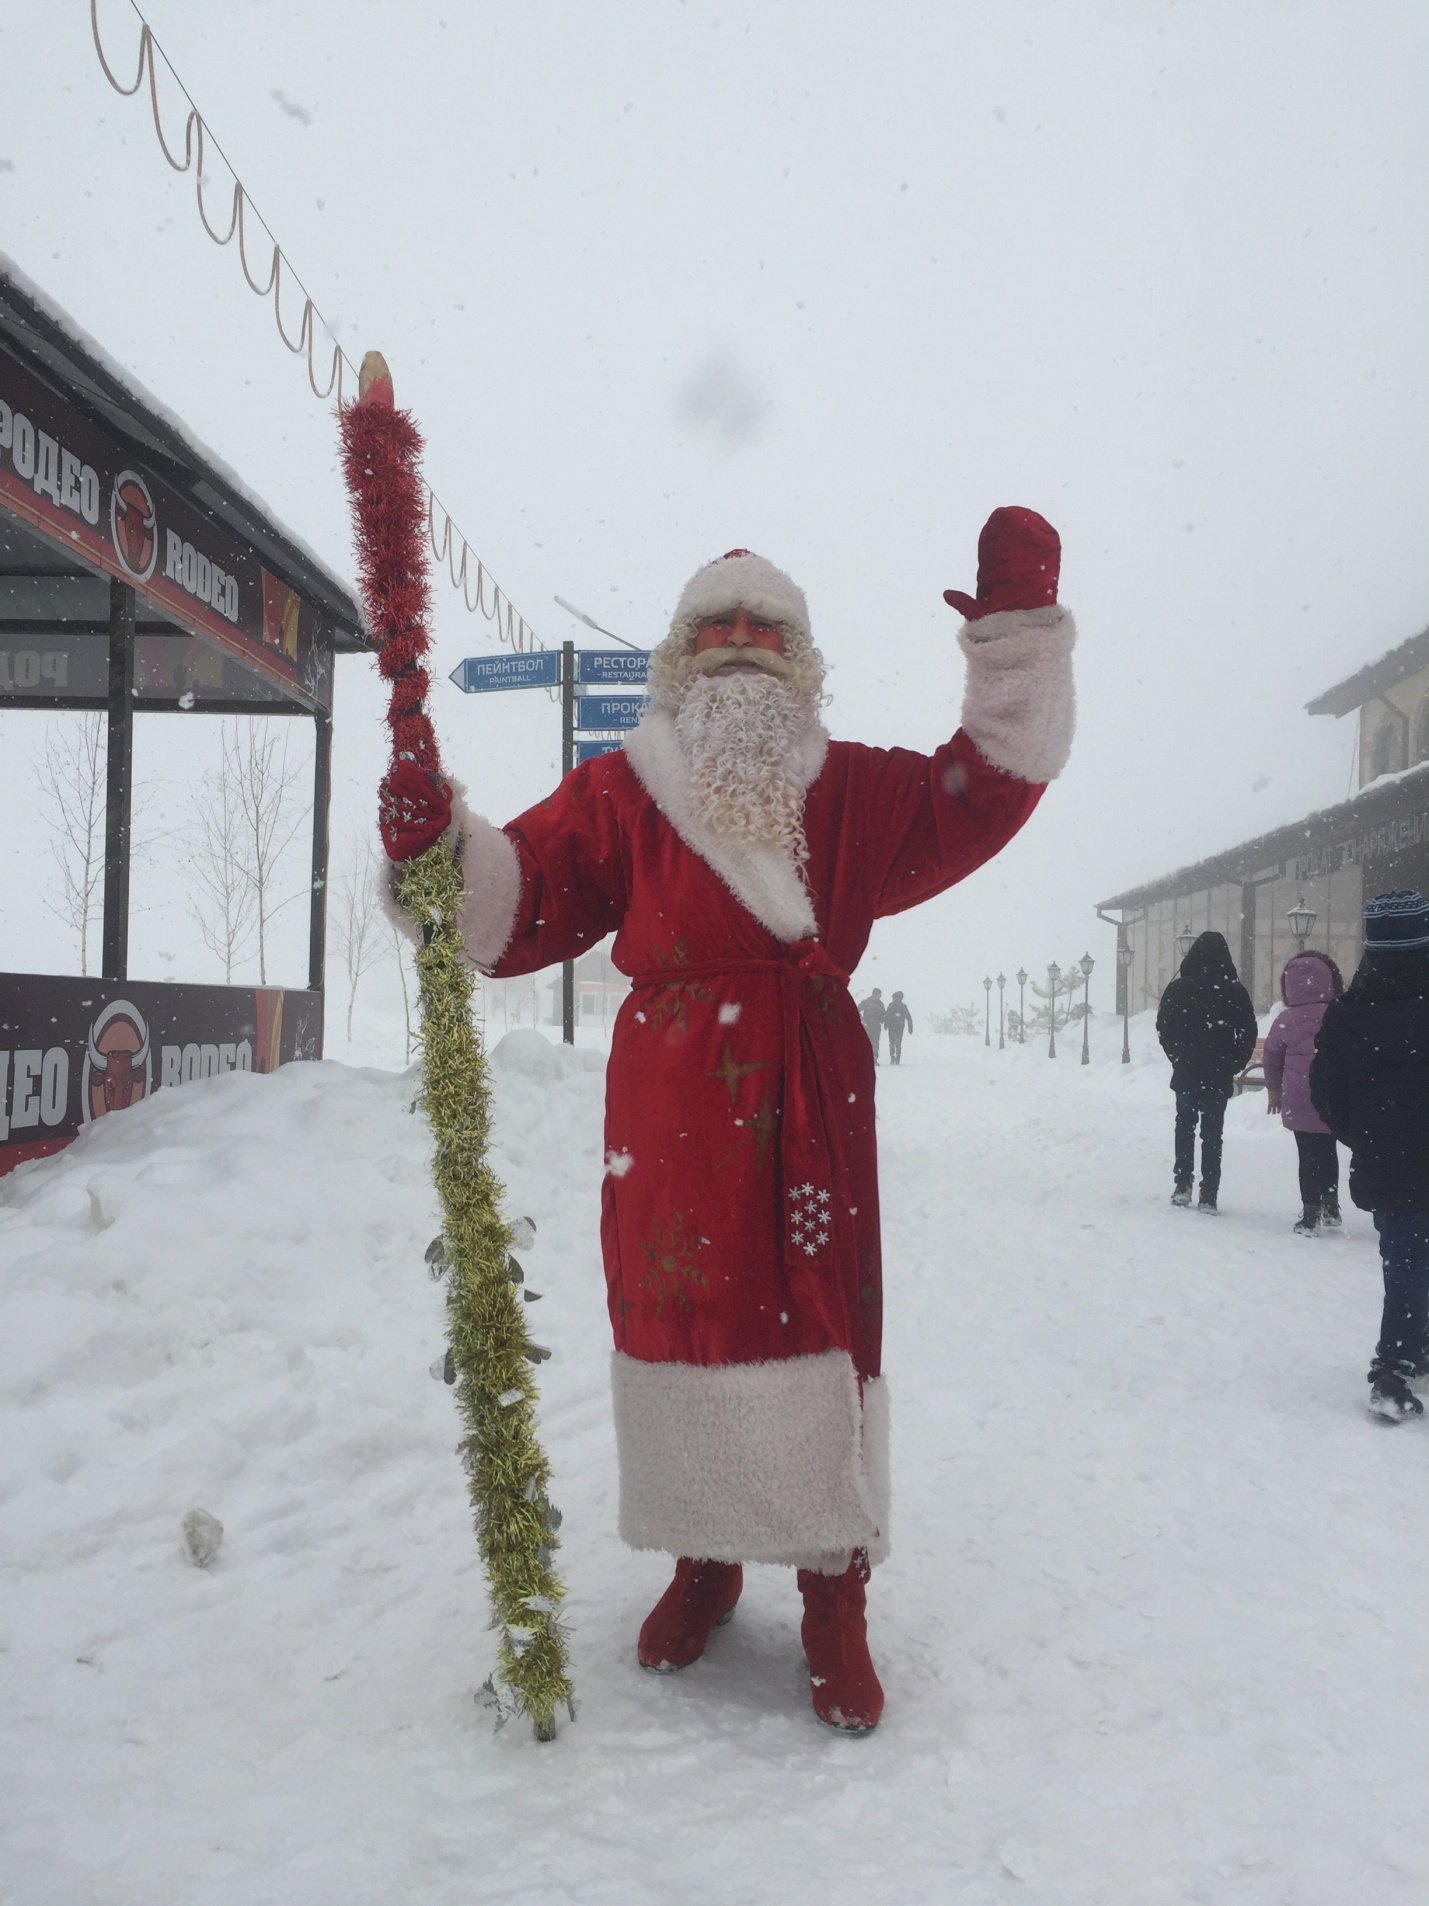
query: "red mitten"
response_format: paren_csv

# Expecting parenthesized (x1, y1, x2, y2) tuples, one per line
(944, 506, 1060, 621)
(378, 757, 452, 862)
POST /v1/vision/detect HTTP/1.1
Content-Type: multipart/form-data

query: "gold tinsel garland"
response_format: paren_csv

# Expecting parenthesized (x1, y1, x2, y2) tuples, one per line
(398, 841, 574, 1741)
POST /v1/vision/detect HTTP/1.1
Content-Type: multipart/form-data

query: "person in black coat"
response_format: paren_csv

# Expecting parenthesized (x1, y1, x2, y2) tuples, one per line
(1309, 889, 1429, 1421)
(858, 988, 886, 1063)
(884, 991, 914, 1065)
(1155, 930, 1258, 1213)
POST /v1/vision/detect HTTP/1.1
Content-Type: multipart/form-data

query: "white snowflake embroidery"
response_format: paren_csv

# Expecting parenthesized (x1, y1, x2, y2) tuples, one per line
(787, 1180, 833, 1261)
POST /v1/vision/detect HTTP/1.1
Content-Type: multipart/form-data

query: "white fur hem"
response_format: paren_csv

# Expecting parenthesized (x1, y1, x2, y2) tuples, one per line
(622, 709, 826, 942)
(611, 1348, 889, 1571)
(375, 783, 522, 971)
(958, 605, 1076, 783)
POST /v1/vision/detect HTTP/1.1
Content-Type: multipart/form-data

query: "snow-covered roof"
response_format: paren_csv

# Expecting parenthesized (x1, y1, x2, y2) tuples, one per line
(1305, 622, 1429, 720)
(1097, 757, 1429, 912)
(0, 250, 366, 649)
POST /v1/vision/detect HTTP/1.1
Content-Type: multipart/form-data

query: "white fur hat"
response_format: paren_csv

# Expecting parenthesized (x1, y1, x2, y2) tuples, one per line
(667, 549, 811, 646)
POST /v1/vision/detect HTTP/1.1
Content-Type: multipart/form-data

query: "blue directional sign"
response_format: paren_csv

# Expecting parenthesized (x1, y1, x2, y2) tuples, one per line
(575, 694, 647, 731)
(577, 649, 650, 687)
(450, 650, 561, 693)
(577, 738, 624, 765)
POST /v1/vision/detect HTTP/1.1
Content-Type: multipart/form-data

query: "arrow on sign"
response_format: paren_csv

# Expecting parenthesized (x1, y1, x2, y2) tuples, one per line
(450, 651, 561, 692)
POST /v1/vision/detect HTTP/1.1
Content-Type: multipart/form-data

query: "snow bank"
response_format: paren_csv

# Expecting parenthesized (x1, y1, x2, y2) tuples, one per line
(1, 1022, 1426, 1904)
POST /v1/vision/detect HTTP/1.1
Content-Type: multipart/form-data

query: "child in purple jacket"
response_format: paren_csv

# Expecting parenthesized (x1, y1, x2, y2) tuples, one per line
(1262, 950, 1344, 1235)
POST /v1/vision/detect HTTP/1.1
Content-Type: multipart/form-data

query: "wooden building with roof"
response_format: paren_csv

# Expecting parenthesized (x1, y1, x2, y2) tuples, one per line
(1097, 623, 1429, 1015)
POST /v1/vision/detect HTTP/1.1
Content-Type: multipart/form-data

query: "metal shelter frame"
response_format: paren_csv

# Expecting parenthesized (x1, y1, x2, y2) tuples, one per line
(0, 260, 368, 996)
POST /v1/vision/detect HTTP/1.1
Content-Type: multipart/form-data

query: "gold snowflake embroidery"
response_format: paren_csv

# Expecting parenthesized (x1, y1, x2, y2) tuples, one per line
(639, 1212, 709, 1316)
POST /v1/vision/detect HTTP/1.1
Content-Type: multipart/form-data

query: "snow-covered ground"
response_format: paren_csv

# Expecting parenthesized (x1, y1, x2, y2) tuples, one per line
(2, 1015, 1426, 1905)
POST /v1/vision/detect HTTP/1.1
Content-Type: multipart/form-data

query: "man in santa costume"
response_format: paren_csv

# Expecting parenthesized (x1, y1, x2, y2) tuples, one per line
(380, 507, 1074, 1733)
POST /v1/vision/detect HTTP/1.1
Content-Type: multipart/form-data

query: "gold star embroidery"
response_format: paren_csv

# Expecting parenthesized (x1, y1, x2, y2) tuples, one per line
(750, 1092, 778, 1174)
(707, 1041, 766, 1104)
(716, 1090, 779, 1176)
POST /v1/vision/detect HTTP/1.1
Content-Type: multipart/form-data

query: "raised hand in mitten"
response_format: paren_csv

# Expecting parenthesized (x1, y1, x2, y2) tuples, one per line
(378, 756, 452, 862)
(944, 506, 1060, 621)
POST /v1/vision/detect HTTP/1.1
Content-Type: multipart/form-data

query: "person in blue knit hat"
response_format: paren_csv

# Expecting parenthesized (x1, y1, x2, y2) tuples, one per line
(1310, 890, 1429, 1420)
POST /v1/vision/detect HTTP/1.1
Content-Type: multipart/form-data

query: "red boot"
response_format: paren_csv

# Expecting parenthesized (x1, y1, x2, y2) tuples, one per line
(797, 1551, 884, 1733)
(637, 1557, 743, 1673)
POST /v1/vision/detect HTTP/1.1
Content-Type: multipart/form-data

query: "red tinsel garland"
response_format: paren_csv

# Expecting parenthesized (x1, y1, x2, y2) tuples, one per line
(337, 373, 442, 781)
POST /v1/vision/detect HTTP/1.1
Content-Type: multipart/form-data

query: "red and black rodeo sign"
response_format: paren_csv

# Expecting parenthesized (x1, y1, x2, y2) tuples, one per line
(0, 974, 322, 1175)
(0, 349, 332, 711)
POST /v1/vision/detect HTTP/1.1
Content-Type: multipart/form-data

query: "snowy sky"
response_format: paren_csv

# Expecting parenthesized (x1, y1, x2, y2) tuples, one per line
(1, 0, 1426, 1016)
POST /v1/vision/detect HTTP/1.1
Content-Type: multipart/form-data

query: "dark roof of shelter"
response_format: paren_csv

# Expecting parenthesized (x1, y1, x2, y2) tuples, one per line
(1305, 623, 1429, 719)
(0, 256, 367, 651)
(1097, 760, 1429, 912)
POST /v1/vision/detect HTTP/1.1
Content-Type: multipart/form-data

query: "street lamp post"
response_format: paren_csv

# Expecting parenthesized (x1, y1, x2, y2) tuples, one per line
(1175, 925, 1198, 964)
(997, 972, 1006, 1050)
(1079, 951, 1095, 1065)
(1016, 967, 1027, 1044)
(1117, 933, 1133, 1065)
(1047, 961, 1061, 1059)
(983, 975, 992, 1047)
(1286, 895, 1317, 952)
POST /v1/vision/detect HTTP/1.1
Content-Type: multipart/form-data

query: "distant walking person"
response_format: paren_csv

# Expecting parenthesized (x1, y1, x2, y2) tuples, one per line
(858, 987, 886, 1063)
(1310, 891, 1429, 1421)
(884, 991, 914, 1065)
(1262, 950, 1344, 1235)
(1155, 931, 1258, 1214)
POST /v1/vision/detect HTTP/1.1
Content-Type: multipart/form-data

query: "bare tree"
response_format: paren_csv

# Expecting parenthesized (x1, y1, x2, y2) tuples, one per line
(227, 719, 310, 983)
(384, 909, 415, 1057)
(190, 744, 256, 983)
(331, 832, 387, 1041)
(33, 713, 106, 974)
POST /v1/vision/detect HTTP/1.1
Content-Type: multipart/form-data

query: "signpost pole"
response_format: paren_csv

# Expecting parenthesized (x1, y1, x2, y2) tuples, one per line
(449, 640, 650, 1047)
(101, 578, 135, 981)
(561, 640, 575, 1045)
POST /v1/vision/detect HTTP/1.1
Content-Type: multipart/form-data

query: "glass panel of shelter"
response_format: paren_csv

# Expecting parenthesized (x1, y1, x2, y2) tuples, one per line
(1, 507, 300, 712)
(1128, 860, 1367, 1019)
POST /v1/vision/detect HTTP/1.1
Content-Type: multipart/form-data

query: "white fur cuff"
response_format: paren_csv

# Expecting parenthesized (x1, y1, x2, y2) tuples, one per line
(611, 1347, 889, 1571)
(958, 605, 1076, 783)
(373, 784, 522, 971)
(448, 789, 522, 970)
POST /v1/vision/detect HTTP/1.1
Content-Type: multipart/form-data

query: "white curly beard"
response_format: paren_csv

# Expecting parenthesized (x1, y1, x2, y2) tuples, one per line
(673, 669, 819, 858)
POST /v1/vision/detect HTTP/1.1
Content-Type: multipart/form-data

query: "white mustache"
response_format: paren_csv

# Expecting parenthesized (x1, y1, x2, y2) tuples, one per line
(691, 644, 794, 680)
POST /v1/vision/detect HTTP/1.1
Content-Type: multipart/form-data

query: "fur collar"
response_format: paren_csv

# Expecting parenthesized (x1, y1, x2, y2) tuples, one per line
(622, 708, 827, 943)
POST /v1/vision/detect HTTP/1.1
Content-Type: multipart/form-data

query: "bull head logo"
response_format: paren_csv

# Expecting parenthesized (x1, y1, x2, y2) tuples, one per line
(83, 1000, 152, 1122)
(110, 469, 158, 583)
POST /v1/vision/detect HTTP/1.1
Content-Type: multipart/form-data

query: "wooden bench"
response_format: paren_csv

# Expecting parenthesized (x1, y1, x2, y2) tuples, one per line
(1234, 1037, 1267, 1096)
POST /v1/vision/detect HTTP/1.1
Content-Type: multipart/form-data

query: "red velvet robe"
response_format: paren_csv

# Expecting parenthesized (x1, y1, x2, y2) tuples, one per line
(481, 712, 1044, 1569)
